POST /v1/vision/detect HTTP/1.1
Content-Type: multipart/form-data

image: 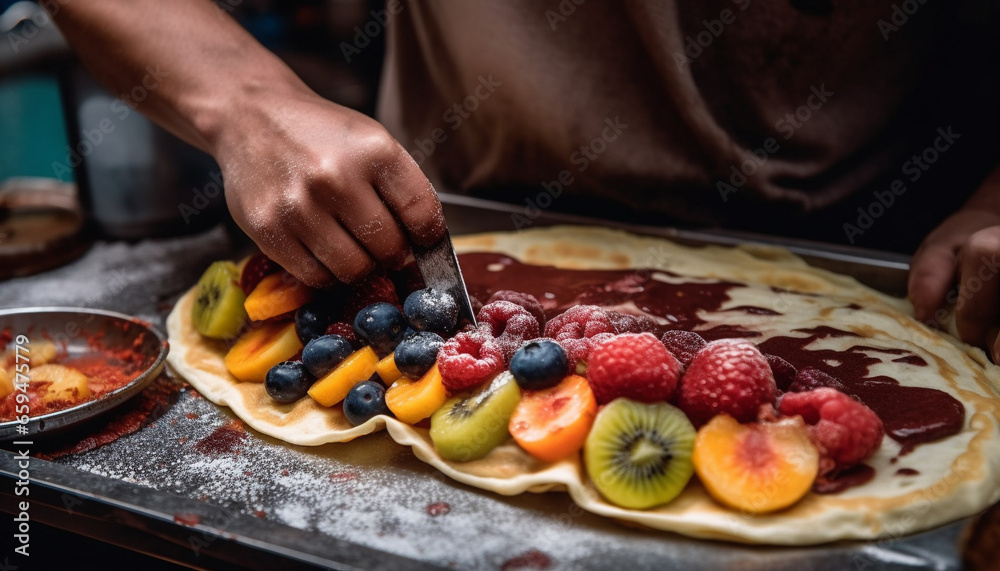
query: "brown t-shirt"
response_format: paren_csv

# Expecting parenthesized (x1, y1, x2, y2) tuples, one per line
(377, 0, 999, 249)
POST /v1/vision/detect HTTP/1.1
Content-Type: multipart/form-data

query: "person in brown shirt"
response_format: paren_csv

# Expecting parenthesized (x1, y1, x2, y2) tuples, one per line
(44, 0, 1000, 359)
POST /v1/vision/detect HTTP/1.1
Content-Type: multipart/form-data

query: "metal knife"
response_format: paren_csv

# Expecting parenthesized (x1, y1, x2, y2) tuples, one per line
(412, 229, 478, 327)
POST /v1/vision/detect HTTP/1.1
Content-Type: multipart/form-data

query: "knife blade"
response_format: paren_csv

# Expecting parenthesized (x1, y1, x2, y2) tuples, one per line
(412, 229, 478, 327)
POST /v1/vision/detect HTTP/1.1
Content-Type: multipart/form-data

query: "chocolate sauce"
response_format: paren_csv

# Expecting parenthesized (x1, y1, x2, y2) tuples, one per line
(459, 253, 966, 456)
(757, 328, 964, 452)
(813, 464, 875, 494)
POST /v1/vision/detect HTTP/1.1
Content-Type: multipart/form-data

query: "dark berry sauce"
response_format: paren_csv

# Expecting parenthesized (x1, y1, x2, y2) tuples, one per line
(459, 253, 965, 457)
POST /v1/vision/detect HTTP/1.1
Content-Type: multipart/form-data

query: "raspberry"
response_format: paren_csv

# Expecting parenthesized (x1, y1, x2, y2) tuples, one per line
(608, 311, 658, 335)
(477, 301, 540, 338)
(341, 274, 400, 322)
(660, 330, 706, 367)
(677, 339, 777, 426)
(787, 367, 846, 394)
(487, 290, 546, 330)
(586, 332, 682, 404)
(239, 253, 280, 295)
(324, 321, 358, 347)
(779, 388, 884, 474)
(437, 329, 504, 391)
(544, 306, 617, 366)
(765, 354, 797, 391)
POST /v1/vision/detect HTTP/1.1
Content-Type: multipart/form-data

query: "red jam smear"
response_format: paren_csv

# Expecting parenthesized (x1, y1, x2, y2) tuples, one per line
(459, 253, 966, 457)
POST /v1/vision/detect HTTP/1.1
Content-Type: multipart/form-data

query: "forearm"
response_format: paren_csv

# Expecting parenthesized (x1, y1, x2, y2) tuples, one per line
(960, 163, 1000, 215)
(46, 0, 311, 154)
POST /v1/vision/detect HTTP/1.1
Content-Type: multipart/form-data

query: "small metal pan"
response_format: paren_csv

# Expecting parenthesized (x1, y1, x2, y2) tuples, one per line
(0, 307, 168, 441)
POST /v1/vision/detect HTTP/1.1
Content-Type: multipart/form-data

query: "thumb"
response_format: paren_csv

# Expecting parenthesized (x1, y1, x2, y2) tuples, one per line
(908, 242, 957, 325)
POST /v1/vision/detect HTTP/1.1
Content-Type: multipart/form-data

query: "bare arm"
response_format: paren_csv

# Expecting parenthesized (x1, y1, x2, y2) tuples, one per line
(909, 165, 1000, 359)
(47, 0, 445, 286)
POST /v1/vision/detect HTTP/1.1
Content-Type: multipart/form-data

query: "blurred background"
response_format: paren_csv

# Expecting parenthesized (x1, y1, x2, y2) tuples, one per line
(0, 0, 386, 277)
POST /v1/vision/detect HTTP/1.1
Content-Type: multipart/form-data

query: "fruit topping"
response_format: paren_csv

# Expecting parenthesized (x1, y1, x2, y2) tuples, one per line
(301, 334, 354, 378)
(437, 329, 504, 391)
(584, 399, 696, 509)
(307, 346, 379, 407)
(676, 339, 777, 426)
(544, 305, 616, 367)
(343, 379, 392, 426)
(295, 300, 335, 343)
(778, 387, 884, 475)
(385, 363, 449, 425)
(244, 271, 315, 322)
(509, 339, 569, 390)
(224, 322, 304, 383)
(324, 321, 358, 347)
(341, 274, 400, 322)
(403, 288, 459, 334)
(375, 353, 404, 385)
(660, 330, 706, 367)
(394, 331, 445, 379)
(587, 332, 682, 404)
(353, 302, 408, 357)
(477, 301, 541, 359)
(509, 374, 596, 462)
(192, 260, 249, 340)
(486, 290, 547, 330)
(786, 367, 847, 394)
(238, 253, 280, 296)
(608, 311, 658, 335)
(265, 361, 314, 403)
(765, 354, 798, 392)
(430, 371, 522, 461)
(693, 414, 819, 514)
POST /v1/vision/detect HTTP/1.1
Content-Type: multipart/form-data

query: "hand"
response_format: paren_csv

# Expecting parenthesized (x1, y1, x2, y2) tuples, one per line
(213, 90, 445, 287)
(908, 208, 1000, 359)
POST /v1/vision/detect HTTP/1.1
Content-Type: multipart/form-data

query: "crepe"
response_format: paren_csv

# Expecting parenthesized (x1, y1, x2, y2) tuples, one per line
(165, 226, 1000, 545)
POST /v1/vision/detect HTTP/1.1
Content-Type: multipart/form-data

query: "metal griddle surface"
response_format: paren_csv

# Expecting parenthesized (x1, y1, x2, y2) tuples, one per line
(0, 200, 976, 570)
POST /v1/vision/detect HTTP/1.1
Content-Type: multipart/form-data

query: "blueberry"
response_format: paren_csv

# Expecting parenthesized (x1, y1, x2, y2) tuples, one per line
(343, 380, 391, 426)
(265, 361, 315, 403)
(295, 300, 333, 343)
(353, 302, 408, 357)
(302, 334, 354, 378)
(509, 340, 569, 390)
(403, 288, 459, 334)
(394, 331, 444, 379)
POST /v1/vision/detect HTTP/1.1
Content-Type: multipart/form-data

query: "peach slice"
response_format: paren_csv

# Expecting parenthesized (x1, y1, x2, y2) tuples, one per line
(509, 375, 597, 462)
(693, 414, 819, 514)
(308, 346, 379, 407)
(385, 364, 448, 425)
(244, 272, 314, 322)
(224, 321, 303, 382)
(375, 353, 403, 385)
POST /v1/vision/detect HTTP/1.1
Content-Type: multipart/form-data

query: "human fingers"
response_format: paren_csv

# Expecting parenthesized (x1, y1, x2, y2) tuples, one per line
(954, 228, 1000, 344)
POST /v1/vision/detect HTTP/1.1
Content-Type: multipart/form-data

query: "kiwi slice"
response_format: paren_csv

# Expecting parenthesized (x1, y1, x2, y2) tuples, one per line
(193, 261, 249, 340)
(430, 371, 522, 461)
(584, 398, 696, 509)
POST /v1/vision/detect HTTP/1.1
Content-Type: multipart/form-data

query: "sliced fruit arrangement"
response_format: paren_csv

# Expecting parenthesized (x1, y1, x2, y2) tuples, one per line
(584, 399, 696, 509)
(192, 261, 248, 340)
(693, 414, 818, 514)
(194, 255, 887, 514)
